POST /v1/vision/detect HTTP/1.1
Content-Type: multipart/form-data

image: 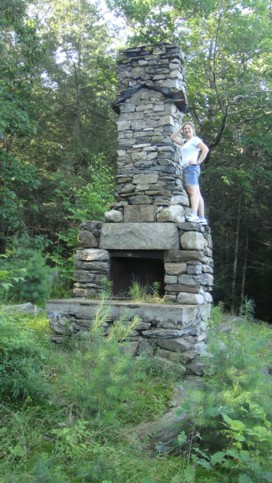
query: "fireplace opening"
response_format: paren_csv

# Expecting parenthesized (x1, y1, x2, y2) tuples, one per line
(109, 250, 164, 299)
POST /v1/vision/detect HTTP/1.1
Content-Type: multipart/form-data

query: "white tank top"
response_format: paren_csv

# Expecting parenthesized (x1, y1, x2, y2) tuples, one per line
(181, 136, 202, 166)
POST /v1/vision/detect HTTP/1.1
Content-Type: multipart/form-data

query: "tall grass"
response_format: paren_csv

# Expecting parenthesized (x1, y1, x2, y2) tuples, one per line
(0, 305, 271, 482)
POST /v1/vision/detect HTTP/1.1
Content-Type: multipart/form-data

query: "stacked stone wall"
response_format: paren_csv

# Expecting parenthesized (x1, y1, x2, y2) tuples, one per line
(108, 43, 189, 224)
(74, 221, 213, 305)
(46, 298, 210, 372)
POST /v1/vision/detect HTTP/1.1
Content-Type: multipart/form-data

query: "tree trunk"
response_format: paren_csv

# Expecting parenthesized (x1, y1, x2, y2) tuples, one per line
(240, 222, 249, 306)
(230, 195, 241, 313)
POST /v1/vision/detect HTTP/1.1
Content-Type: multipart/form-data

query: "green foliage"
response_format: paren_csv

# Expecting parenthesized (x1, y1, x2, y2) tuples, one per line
(65, 156, 115, 222)
(0, 311, 51, 402)
(61, 308, 143, 419)
(106, 0, 216, 43)
(129, 279, 148, 301)
(239, 296, 255, 321)
(0, 151, 42, 240)
(101, 277, 113, 299)
(129, 280, 164, 303)
(0, 245, 54, 305)
(47, 156, 115, 297)
(210, 303, 225, 326)
(0, 305, 272, 481)
(177, 307, 272, 481)
(0, 305, 178, 481)
(0, 254, 26, 291)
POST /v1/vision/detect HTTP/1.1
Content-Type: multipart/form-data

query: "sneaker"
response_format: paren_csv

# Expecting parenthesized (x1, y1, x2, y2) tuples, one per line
(185, 214, 200, 223)
(199, 217, 208, 226)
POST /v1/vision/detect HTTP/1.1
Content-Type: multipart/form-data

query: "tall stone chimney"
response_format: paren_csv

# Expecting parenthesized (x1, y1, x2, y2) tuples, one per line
(74, 43, 213, 304)
(110, 43, 188, 221)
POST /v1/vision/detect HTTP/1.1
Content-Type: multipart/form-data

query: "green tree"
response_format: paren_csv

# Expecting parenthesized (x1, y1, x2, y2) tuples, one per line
(0, 0, 43, 248)
(1, 0, 118, 250)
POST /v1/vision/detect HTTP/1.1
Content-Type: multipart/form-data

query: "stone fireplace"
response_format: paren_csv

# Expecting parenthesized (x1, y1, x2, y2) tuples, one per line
(46, 43, 213, 370)
(109, 250, 165, 298)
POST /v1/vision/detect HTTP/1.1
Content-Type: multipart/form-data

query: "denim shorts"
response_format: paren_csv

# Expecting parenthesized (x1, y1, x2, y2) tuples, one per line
(183, 165, 200, 186)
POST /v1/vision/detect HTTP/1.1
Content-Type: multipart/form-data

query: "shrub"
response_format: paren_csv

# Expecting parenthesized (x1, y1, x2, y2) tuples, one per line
(0, 246, 54, 305)
(0, 312, 51, 402)
(177, 309, 272, 481)
(56, 306, 146, 420)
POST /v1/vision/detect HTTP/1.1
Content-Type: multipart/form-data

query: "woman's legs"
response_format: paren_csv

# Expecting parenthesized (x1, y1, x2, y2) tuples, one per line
(186, 184, 204, 217)
(184, 166, 206, 221)
(197, 187, 205, 217)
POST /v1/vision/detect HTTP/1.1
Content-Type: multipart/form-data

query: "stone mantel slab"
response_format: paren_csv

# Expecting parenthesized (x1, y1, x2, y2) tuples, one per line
(100, 222, 179, 250)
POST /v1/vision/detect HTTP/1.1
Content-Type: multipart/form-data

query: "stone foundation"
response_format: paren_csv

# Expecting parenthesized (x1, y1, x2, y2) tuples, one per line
(46, 298, 210, 370)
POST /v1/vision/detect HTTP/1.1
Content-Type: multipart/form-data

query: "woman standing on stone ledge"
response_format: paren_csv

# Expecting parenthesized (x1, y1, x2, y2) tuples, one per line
(171, 121, 209, 225)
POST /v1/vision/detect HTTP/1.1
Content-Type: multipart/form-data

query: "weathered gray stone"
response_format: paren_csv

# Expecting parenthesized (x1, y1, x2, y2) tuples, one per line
(77, 230, 98, 248)
(180, 232, 206, 250)
(156, 205, 185, 223)
(100, 223, 179, 250)
(202, 265, 214, 274)
(73, 288, 99, 297)
(79, 221, 103, 237)
(120, 183, 135, 193)
(195, 341, 208, 355)
(195, 274, 214, 286)
(157, 323, 198, 335)
(165, 283, 200, 294)
(159, 115, 175, 126)
(76, 261, 109, 273)
(187, 263, 202, 275)
(197, 333, 207, 342)
(124, 205, 156, 222)
(46, 299, 206, 327)
(73, 270, 95, 282)
(134, 321, 152, 330)
(120, 341, 139, 356)
(129, 195, 152, 205)
(186, 360, 205, 375)
(204, 292, 213, 303)
(75, 248, 109, 262)
(165, 262, 187, 275)
(117, 120, 131, 130)
(164, 275, 177, 284)
(133, 173, 158, 184)
(104, 210, 123, 223)
(136, 184, 151, 191)
(142, 328, 190, 339)
(157, 337, 193, 352)
(47, 313, 72, 335)
(170, 195, 189, 206)
(205, 247, 213, 257)
(178, 274, 197, 285)
(177, 293, 205, 304)
(164, 249, 201, 262)
(75, 319, 92, 327)
(163, 295, 177, 303)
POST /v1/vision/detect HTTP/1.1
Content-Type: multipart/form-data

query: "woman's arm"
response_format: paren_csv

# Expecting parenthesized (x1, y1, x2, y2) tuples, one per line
(171, 127, 184, 146)
(197, 142, 209, 164)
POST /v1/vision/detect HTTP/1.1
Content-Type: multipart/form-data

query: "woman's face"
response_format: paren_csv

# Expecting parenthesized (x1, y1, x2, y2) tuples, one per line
(183, 124, 194, 138)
